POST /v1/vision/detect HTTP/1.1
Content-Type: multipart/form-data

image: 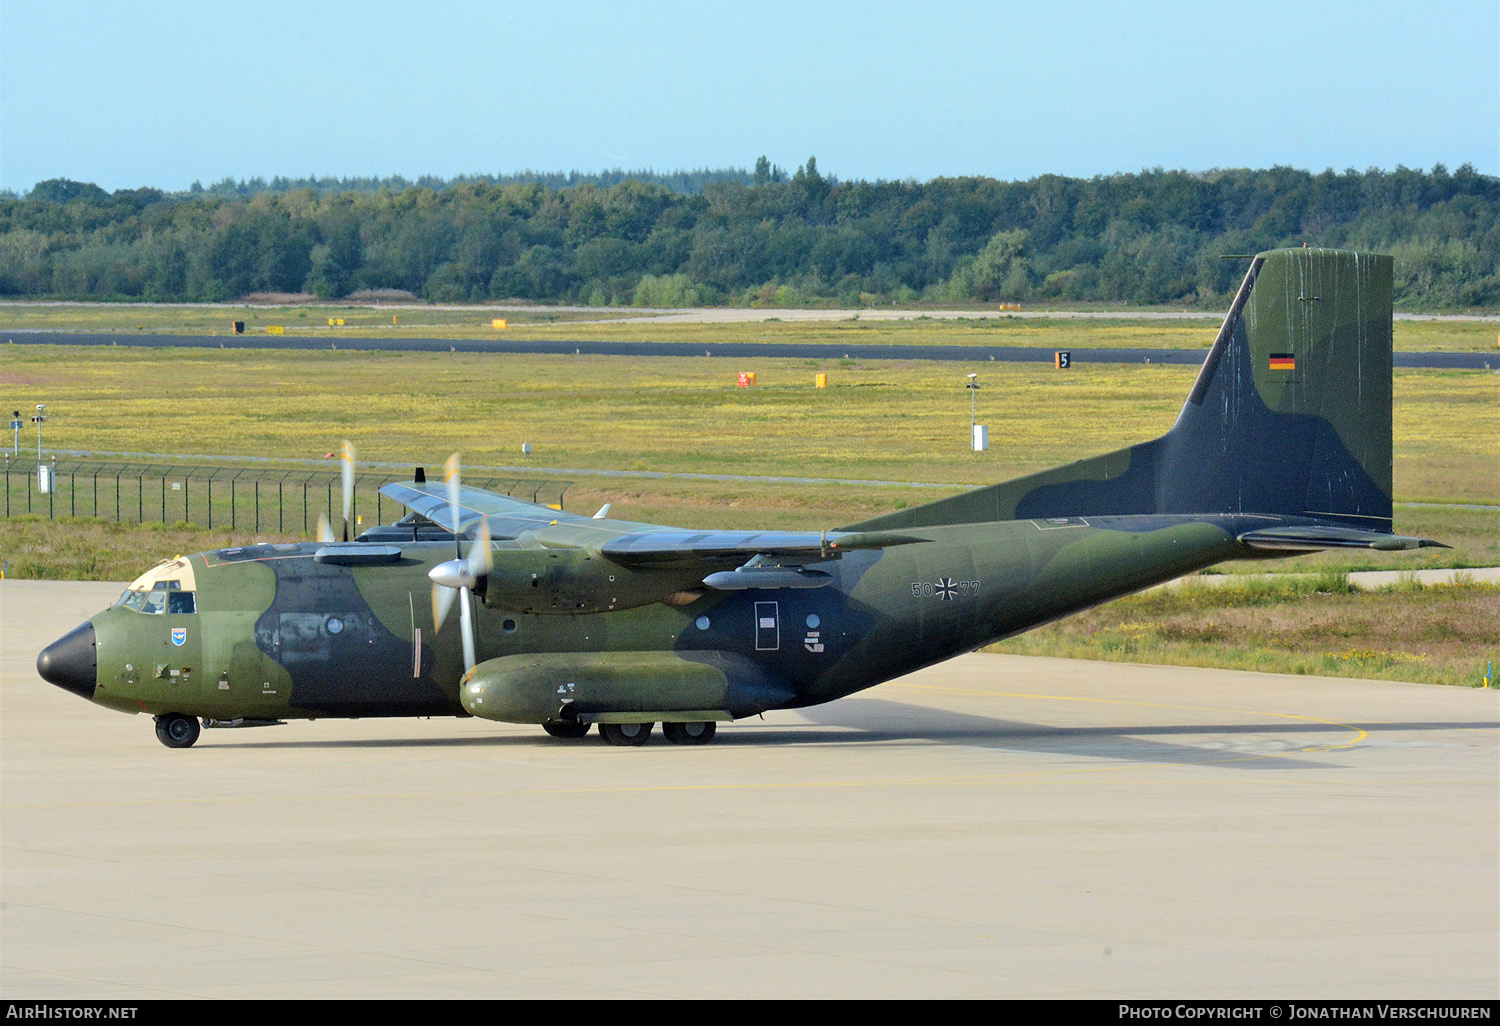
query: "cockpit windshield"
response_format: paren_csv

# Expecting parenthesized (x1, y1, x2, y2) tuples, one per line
(116, 558, 197, 615)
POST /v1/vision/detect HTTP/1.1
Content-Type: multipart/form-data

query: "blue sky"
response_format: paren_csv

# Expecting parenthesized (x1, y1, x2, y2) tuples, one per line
(1, 0, 1495, 193)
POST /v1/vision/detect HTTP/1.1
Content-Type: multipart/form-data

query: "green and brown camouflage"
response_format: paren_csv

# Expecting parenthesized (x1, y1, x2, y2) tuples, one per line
(37, 248, 1443, 747)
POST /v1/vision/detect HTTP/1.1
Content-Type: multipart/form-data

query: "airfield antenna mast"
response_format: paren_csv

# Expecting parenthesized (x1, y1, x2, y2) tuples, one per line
(33, 404, 46, 461)
(967, 373, 977, 432)
(966, 373, 989, 452)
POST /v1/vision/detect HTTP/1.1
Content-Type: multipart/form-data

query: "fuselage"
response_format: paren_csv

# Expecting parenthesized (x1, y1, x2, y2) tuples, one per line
(39, 513, 1271, 724)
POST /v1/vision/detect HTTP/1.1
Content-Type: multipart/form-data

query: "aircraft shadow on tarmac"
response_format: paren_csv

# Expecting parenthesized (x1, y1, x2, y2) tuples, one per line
(203, 698, 1495, 770)
(784, 699, 1498, 770)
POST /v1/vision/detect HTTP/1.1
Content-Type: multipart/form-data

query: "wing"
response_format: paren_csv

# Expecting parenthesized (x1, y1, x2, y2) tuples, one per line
(590, 529, 928, 591)
(379, 481, 593, 536)
(379, 480, 928, 591)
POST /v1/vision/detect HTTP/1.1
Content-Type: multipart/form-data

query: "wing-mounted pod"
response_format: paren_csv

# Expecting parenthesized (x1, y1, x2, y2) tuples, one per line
(702, 566, 834, 590)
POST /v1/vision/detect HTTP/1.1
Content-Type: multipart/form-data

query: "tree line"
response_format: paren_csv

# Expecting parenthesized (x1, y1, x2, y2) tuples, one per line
(0, 161, 1494, 308)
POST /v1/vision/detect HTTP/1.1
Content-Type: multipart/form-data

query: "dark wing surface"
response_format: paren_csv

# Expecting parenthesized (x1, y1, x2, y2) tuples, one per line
(379, 481, 593, 536)
(380, 481, 927, 576)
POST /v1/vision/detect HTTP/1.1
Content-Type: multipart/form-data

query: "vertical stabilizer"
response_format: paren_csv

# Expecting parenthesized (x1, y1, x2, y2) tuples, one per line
(1158, 247, 1392, 527)
(842, 248, 1394, 532)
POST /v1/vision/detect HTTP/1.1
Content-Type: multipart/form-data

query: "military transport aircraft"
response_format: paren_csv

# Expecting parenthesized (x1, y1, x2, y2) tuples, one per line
(38, 248, 1441, 747)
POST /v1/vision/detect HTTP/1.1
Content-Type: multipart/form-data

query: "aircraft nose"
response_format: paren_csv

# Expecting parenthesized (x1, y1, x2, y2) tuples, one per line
(37, 621, 98, 700)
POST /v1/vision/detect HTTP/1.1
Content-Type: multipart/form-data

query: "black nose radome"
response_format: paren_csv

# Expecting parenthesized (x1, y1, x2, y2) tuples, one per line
(37, 621, 97, 700)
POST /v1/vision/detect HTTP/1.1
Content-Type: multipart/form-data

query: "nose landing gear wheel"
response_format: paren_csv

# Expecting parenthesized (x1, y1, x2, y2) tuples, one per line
(155, 713, 201, 749)
(543, 721, 591, 739)
(662, 721, 716, 745)
(599, 721, 653, 746)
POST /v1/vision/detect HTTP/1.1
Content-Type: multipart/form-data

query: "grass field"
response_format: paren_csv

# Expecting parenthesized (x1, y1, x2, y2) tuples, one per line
(3, 345, 1495, 498)
(989, 574, 1499, 689)
(2, 301, 1495, 351)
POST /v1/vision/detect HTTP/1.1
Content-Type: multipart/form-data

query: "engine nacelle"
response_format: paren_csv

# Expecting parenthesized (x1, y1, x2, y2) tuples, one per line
(479, 548, 707, 614)
(459, 651, 796, 724)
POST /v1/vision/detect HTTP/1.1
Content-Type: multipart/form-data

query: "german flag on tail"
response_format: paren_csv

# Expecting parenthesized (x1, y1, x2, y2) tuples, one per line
(1268, 353, 1296, 370)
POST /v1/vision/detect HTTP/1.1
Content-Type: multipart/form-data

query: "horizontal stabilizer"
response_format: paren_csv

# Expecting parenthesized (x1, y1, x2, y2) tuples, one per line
(1237, 526, 1448, 551)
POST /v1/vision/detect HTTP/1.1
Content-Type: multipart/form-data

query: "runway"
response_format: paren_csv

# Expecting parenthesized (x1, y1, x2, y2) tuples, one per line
(3, 580, 1497, 999)
(1, 330, 1492, 369)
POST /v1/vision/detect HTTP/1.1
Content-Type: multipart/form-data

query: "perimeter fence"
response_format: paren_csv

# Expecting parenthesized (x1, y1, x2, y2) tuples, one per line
(1, 455, 570, 535)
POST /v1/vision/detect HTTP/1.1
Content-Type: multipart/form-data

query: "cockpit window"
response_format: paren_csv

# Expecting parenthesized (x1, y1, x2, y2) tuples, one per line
(117, 558, 198, 614)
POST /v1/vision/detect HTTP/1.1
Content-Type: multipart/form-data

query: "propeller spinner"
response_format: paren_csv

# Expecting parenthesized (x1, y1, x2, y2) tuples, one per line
(427, 454, 492, 673)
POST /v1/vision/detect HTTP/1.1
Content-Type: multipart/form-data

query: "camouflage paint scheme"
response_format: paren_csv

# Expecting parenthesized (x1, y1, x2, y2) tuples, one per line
(37, 248, 1441, 745)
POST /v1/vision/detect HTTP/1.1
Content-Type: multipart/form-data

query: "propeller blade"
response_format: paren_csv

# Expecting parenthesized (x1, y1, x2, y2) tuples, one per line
(340, 439, 356, 541)
(467, 517, 493, 578)
(443, 452, 463, 537)
(458, 586, 476, 673)
(434, 455, 483, 668)
(431, 581, 456, 633)
(315, 513, 335, 544)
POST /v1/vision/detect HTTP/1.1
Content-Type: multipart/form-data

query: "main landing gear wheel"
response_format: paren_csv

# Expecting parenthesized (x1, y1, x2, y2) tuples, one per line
(543, 721, 591, 739)
(155, 713, 200, 749)
(662, 721, 716, 745)
(599, 722, 653, 746)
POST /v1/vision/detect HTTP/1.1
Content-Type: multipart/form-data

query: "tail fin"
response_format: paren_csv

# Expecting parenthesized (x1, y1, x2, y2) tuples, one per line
(844, 247, 1394, 532)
